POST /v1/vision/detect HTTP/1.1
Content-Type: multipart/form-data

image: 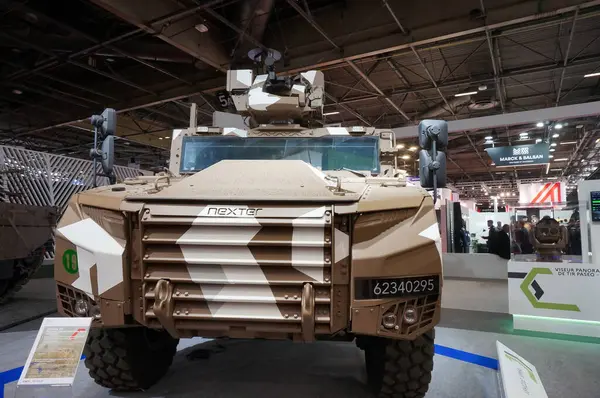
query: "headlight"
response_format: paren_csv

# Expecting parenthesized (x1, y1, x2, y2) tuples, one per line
(382, 312, 398, 329)
(74, 299, 90, 316)
(402, 306, 419, 325)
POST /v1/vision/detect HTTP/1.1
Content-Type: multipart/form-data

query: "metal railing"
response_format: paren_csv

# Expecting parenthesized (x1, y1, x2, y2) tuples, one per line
(0, 145, 148, 259)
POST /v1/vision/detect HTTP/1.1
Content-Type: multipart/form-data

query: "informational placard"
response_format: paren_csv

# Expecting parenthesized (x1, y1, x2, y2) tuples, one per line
(496, 341, 548, 398)
(485, 143, 549, 167)
(508, 261, 600, 321)
(17, 317, 92, 387)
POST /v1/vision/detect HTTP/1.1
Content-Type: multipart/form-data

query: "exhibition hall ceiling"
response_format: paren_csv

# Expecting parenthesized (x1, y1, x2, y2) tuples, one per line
(0, 0, 599, 187)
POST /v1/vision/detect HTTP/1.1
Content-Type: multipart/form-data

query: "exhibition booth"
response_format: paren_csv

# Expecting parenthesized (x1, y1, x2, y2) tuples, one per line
(438, 179, 600, 339)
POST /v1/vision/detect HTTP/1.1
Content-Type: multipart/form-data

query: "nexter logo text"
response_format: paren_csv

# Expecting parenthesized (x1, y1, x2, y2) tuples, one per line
(206, 207, 263, 216)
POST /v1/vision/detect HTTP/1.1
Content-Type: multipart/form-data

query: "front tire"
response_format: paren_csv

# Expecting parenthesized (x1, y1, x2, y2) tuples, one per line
(364, 330, 435, 398)
(83, 327, 179, 391)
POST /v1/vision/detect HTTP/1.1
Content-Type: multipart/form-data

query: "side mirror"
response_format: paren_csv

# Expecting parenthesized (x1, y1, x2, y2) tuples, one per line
(419, 119, 448, 193)
(101, 135, 115, 176)
(91, 108, 116, 139)
(90, 108, 118, 187)
(419, 119, 448, 150)
(101, 108, 117, 137)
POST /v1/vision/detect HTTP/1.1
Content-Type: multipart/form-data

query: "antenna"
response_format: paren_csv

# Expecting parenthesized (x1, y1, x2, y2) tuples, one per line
(90, 108, 117, 187)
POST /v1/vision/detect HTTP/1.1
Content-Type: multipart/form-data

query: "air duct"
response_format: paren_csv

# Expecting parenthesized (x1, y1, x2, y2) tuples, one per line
(418, 95, 472, 119)
(232, 0, 275, 58)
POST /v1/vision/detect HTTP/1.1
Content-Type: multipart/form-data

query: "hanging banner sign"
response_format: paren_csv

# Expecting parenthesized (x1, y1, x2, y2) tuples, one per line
(485, 144, 549, 167)
(519, 182, 566, 204)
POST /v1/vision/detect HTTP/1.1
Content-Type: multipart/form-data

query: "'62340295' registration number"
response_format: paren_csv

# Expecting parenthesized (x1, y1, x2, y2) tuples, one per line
(354, 275, 440, 300)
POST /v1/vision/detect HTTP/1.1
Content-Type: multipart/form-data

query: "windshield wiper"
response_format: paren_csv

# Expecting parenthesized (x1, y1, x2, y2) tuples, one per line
(335, 168, 369, 177)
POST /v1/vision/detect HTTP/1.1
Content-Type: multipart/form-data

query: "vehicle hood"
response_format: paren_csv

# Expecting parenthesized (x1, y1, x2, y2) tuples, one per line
(128, 160, 365, 202)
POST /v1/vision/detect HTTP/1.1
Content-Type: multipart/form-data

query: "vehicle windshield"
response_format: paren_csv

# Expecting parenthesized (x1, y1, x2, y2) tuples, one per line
(179, 135, 380, 174)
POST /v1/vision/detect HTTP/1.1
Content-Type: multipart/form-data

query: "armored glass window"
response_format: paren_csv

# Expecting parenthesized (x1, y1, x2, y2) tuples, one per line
(180, 135, 380, 174)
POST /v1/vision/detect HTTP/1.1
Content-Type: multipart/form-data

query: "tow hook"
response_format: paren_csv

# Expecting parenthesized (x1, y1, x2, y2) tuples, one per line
(153, 279, 178, 338)
(301, 283, 316, 342)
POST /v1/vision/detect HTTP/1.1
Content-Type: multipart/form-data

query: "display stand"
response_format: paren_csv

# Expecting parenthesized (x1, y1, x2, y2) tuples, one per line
(14, 317, 92, 398)
(507, 201, 600, 338)
(508, 259, 600, 338)
(496, 341, 548, 398)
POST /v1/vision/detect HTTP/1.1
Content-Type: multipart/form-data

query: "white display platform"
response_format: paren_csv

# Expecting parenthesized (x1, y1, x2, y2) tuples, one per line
(443, 253, 508, 280)
(508, 260, 600, 338)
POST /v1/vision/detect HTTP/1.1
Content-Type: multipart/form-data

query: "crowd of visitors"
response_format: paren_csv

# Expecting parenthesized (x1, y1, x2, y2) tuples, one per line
(482, 210, 581, 259)
(482, 220, 512, 259)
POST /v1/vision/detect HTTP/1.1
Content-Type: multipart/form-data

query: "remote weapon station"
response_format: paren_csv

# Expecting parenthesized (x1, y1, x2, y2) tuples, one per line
(54, 49, 448, 398)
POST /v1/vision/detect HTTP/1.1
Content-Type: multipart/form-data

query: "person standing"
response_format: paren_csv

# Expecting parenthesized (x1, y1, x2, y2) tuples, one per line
(482, 220, 498, 254)
(497, 224, 512, 259)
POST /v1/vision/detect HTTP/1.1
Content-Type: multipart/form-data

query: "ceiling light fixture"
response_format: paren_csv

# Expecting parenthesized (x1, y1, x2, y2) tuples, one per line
(485, 136, 493, 140)
(550, 143, 557, 147)
(552, 133, 559, 138)
(519, 132, 528, 136)
(401, 155, 410, 160)
(408, 146, 418, 151)
(554, 158, 569, 161)
(396, 144, 405, 149)
(560, 141, 577, 145)
(536, 122, 544, 128)
(584, 72, 600, 78)
(549, 155, 554, 158)
(535, 138, 542, 143)
(549, 148, 555, 152)
(554, 123, 563, 129)
(195, 23, 209, 33)
(11, 89, 22, 95)
(455, 91, 478, 97)
(323, 111, 340, 116)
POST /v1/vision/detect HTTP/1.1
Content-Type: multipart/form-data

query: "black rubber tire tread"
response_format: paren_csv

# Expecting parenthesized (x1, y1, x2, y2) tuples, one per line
(366, 329, 435, 398)
(0, 242, 50, 305)
(83, 327, 179, 391)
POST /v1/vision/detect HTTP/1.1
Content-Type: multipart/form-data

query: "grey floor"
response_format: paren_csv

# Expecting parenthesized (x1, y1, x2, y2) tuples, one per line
(0, 279, 56, 331)
(1, 278, 599, 397)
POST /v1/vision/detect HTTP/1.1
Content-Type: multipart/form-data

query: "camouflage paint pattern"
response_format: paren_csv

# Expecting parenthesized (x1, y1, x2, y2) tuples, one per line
(54, 68, 443, 341)
(226, 69, 324, 124)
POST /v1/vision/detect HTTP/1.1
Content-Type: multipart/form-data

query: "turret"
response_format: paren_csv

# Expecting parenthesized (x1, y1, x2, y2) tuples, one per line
(226, 48, 324, 126)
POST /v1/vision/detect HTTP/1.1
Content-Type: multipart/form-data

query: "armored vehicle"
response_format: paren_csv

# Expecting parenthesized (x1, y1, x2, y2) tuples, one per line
(0, 199, 57, 304)
(54, 50, 447, 398)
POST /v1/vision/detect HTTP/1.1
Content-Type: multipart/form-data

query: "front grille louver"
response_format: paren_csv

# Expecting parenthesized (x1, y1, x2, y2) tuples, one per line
(140, 204, 334, 336)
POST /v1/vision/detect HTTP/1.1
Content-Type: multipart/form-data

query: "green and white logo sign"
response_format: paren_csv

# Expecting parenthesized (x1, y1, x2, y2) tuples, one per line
(62, 249, 78, 274)
(509, 264, 600, 321)
(520, 268, 580, 312)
